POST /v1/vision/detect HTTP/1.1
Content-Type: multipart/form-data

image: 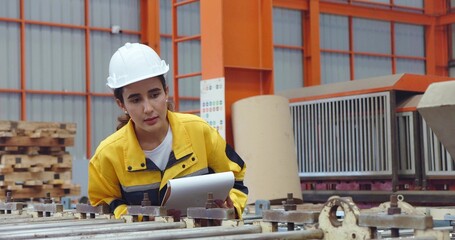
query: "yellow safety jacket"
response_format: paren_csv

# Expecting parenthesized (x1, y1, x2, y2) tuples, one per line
(88, 111, 248, 218)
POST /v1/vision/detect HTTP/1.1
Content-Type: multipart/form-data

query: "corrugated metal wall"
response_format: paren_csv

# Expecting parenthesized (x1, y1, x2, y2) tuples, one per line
(274, 7, 426, 90)
(273, 8, 303, 92)
(0, 0, 141, 198)
(320, 14, 350, 84)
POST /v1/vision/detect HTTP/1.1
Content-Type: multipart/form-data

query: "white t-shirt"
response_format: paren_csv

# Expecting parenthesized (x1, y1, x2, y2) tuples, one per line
(144, 126, 172, 171)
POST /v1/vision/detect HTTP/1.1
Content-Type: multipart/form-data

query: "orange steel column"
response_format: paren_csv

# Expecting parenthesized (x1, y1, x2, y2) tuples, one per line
(200, 0, 274, 145)
(304, 0, 321, 86)
(141, 0, 161, 54)
(425, 0, 448, 76)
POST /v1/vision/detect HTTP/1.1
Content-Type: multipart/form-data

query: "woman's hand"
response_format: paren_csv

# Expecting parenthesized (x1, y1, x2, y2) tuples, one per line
(214, 196, 239, 219)
(214, 195, 234, 209)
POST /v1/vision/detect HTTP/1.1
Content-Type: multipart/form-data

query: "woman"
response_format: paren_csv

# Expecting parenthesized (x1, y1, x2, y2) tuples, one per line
(88, 42, 248, 219)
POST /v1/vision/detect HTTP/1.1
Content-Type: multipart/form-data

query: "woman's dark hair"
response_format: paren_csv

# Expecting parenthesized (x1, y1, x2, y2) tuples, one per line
(114, 75, 173, 130)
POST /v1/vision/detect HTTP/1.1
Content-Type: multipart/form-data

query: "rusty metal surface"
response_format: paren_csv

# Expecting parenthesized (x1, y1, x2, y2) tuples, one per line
(359, 213, 433, 230)
(0, 202, 24, 211)
(0, 220, 185, 239)
(55, 225, 263, 240)
(0, 194, 449, 239)
(127, 205, 167, 216)
(76, 203, 110, 214)
(187, 207, 235, 220)
(0, 218, 123, 233)
(318, 196, 373, 240)
(0, 215, 75, 223)
(33, 203, 64, 214)
(194, 229, 324, 240)
(262, 209, 319, 224)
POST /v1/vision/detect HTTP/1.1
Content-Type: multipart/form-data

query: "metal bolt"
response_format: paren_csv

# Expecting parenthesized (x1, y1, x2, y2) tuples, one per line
(388, 194, 402, 237)
(141, 193, 151, 207)
(6, 192, 11, 203)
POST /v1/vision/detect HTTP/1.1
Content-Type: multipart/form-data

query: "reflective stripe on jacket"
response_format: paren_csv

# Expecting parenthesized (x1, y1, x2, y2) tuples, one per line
(88, 111, 248, 217)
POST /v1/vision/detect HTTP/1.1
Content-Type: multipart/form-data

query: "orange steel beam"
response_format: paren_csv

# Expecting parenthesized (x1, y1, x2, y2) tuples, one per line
(425, 1, 449, 76)
(175, 72, 202, 79)
(352, 0, 424, 12)
(321, 49, 426, 60)
(273, 0, 308, 10)
(0, 17, 140, 35)
(175, 35, 201, 42)
(140, 0, 160, 53)
(200, 0, 273, 145)
(84, 0, 92, 158)
(19, 0, 26, 120)
(171, 0, 179, 111)
(319, 1, 433, 25)
(438, 12, 455, 25)
(174, 0, 198, 7)
(304, 0, 321, 86)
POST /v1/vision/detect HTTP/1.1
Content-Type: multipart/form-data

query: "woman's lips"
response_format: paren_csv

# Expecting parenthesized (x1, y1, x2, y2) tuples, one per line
(144, 116, 158, 125)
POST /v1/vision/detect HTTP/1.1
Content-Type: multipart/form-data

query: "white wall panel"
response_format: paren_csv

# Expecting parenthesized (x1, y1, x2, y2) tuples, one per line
(395, 23, 424, 57)
(91, 96, 121, 153)
(321, 52, 350, 84)
(177, 40, 201, 76)
(177, 1, 200, 36)
(178, 76, 201, 112)
(90, 0, 140, 31)
(26, 25, 85, 92)
(274, 48, 303, 92)
(90, 31, 140, 93)
(26, 95, 86, 159)
(25, 0, 84, 25)
(0, 93, 20, 120)
(396, 59, 425, 74)
(320, 14, 349, 51)
(354, 56, 392, 79)
(0, 22, 20, 89)
(160, 0, 172, 35)
(161, 37, 174, 95)
(0, 0, 19, 18)
(394, 0, 423, 8)
(353, 18, 391, 54)
(273, 8, 302, 46)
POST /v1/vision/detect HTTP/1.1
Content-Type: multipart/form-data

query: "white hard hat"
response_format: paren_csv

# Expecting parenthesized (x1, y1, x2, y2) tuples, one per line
(106, 42, 169, 89)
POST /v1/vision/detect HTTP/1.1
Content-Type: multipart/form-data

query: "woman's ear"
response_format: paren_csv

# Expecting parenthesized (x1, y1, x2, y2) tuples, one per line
(115, 98, 124, 110)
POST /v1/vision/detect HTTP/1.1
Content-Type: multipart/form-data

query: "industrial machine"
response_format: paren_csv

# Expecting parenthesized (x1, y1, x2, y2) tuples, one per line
(0, 191, 452, 239)
(278, 73, 455, 205)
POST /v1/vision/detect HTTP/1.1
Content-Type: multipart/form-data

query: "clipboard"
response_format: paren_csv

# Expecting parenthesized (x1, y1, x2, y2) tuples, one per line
(161, 171, 235, 215)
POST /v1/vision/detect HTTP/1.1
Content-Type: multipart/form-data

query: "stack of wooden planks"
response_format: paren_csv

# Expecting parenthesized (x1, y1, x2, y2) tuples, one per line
(0, 121, 80, 200)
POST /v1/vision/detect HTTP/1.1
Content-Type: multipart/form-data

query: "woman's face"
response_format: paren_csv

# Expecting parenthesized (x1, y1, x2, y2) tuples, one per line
(117, 77, 169, 135)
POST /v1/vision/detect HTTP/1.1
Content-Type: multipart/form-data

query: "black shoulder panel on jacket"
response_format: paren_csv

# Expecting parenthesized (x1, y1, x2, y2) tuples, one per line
(225, 144, 245, 168)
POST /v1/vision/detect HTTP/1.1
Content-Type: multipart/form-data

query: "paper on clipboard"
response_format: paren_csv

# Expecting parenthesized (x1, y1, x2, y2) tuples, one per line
(161, 171, 235, 215)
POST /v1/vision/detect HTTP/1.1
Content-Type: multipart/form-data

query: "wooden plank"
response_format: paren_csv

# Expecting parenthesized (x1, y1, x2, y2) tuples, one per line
(0, 170, 72, 182)
(0, 136, 74, 147)
(0, 121, 76, 138)
(0, 165, 14, 174)
(0, 184, 81, 200)
(0, 154, 72, 168)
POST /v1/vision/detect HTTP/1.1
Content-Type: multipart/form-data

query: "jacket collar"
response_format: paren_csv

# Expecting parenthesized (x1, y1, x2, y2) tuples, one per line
(167, 111, 193, 159)
(123, 111, 194, 172)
